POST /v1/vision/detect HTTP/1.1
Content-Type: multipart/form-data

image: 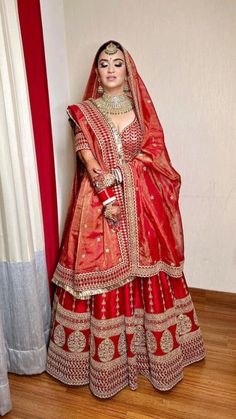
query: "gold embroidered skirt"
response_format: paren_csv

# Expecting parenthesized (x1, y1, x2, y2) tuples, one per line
(46, 273, 205, 398)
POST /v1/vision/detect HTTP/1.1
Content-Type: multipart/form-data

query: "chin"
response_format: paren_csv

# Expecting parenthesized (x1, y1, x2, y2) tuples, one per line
(104, 84, 124, 92)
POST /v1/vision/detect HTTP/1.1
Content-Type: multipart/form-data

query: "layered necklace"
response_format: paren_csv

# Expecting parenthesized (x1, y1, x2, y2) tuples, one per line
(95, 92, 134, 115)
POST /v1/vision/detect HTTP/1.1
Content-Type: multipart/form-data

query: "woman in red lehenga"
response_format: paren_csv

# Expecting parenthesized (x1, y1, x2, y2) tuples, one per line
(46, 41, 205, 398)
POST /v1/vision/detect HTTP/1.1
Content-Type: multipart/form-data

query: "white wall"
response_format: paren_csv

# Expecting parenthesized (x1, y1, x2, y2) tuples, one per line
(42, 0, 236, 293)
(40, 0, 75, 234)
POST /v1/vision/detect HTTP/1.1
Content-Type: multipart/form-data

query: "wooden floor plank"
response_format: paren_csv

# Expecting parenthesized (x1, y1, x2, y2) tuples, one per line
(5, 288, 236, 419)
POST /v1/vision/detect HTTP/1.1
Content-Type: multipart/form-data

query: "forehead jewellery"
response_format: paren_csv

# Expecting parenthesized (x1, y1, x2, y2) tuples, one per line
(104, 42, 118, 55)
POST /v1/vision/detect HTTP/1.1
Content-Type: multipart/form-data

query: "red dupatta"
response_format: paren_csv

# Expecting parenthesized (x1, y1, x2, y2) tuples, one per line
(53, 43, 184, 299)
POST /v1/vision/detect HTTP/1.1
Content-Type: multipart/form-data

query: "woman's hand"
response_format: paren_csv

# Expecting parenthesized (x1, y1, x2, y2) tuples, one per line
(104, 203, 121, 227)
(78, 150, 102, 182)
(86, 159, 102, 183)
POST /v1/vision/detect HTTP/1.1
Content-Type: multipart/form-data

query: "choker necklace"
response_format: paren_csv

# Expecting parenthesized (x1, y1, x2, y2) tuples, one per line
(96, 93, 134, 115)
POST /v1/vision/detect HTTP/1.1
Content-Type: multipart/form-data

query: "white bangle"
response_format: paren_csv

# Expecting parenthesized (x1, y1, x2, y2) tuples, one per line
(112, 167, 123, 184)
(102, 196, 116, 207)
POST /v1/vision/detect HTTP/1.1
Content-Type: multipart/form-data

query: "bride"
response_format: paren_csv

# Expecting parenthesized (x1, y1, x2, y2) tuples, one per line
(46, 40, 205, 398)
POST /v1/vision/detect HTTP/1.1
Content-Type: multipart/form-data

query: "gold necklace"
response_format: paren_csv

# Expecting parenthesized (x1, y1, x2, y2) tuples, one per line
(95, 93, 134, 115)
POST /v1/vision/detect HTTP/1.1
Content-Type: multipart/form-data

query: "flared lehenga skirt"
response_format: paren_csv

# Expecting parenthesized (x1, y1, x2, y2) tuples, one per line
(46, 272, 205, 398)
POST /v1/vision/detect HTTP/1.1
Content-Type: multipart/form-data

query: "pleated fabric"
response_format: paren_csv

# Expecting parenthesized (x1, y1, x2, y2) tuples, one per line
(47, 273, 205, 398)
(0, 0, 56, 414)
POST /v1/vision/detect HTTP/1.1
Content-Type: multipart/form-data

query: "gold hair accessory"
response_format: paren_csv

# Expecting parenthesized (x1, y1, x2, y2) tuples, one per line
(105, 42, 118, 55)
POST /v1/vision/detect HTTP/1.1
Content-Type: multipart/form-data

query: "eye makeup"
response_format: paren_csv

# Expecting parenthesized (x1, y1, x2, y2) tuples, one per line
(98, 59, 124, 68)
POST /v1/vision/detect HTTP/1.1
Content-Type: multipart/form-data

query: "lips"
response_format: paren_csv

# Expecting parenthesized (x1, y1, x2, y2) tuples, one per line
(107, 77, 116, 81)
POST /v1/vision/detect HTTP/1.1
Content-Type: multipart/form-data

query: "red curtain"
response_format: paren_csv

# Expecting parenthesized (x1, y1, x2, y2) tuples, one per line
(17, 0, 59, 299)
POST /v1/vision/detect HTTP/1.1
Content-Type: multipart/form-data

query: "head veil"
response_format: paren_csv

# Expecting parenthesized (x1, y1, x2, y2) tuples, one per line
(81, 41, 181, 185)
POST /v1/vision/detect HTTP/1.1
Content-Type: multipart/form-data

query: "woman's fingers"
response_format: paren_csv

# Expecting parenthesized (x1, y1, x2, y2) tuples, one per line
(104, 204, 121, 225)
(110, 206, 121, 222)
(93, 167, 102, 174)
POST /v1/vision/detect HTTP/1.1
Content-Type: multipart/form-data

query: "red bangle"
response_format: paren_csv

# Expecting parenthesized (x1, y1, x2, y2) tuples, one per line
(97, 187, 116, 206)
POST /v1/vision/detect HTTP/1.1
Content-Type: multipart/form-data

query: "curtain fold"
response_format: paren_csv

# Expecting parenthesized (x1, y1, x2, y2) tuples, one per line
(0, 311, 12, 416)
(0, 0, 52, 415)
(17, 0, 59, 297)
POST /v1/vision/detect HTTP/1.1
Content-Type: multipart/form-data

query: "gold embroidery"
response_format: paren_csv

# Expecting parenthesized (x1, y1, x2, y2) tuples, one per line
(193, 308, 199, 326)
(130, 325, 145, 354)
(55, 301, 90, 330)
(52, 274, 135, 300)
(98, 338, 115, 362)
(47, 309, 205, 396)
(67, 330, 86, 353)
(116, 288, 120, 317)
(90, 353, 126, 370)
(101, 292, 107, 320)
(146, 330, 157, 353)
(177, 314, 192, 335)
(118, 332, 126, 356)
(121, 163, 139, 269)
(174, 294, 194, 315)
(90, 334, 96, 358)
(177, 328, 204, 345)
(160, 330, 174, 353)
(135, 325, 145, 346)
(53, 324, 66, 347)
(109, 122, 125, 164)
(48, 340, 89, 360)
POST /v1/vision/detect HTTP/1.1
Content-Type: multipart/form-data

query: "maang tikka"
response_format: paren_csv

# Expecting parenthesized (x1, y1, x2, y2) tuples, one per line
(104, 42, 118, 55)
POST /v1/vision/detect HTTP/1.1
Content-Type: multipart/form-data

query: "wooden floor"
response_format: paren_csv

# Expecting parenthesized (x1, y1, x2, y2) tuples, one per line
(5, 288, 236, 419)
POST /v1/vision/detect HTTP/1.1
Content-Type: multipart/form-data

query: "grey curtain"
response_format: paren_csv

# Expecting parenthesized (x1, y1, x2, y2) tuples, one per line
(0, 252, 51, 416)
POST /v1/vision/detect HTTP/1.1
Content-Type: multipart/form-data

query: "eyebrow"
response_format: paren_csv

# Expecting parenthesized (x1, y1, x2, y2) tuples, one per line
(99, 58, 124, 63)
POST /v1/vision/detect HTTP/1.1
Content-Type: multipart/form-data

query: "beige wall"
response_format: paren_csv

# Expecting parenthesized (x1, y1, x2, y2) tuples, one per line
(43, 0, 236, 292)
(40, 0, 75, 233)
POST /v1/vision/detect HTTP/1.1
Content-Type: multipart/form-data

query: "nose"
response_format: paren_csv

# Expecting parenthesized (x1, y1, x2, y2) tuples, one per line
(107, 62, 115, 73)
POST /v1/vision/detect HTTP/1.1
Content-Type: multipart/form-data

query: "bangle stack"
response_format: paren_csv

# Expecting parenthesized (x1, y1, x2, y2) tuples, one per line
(93, 168, 122, 207)
(93, 168, 122, 192)
(111, 167, 123, 185)
(97, 187, 116, 206)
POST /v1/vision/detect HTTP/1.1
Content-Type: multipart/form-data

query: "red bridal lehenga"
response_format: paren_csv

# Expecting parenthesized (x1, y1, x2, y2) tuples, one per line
(46, 44, 205, 398)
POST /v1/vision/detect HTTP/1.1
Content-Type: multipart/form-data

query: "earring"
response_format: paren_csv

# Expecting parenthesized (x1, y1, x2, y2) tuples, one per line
(97, 79, 104, 94)
(123, 77, 130, 93)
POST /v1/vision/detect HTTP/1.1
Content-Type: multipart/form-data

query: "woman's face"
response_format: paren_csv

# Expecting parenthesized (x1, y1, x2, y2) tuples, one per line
(96, 49, 127, 95)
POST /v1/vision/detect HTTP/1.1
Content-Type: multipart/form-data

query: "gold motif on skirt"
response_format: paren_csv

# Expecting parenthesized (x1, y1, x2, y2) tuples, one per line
(175, 329, 181, 344)
(67, 330, 86, 353)
(193, 309, 199, 327)
(118, 332, 127, 356)
(135, 325, 145, 346)
(90, 334, 96, 358)
(160, 329, 174, 353)
(98, 338, 115, 362)
(176, 314, 192, 335)
(130, 325, 145, 354)
(53, 324, 66, 347)
(146, 330, 157, 354)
